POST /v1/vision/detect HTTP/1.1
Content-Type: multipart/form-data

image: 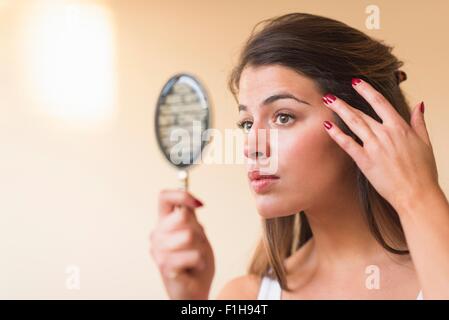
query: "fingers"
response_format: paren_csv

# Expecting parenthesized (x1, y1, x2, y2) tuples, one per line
(352, 107, 382, 129)
(156, 249, 206, 278)
(322, 93, 377, 143)
(158, 206, 199, 231)
(410, 101, 432, 148)
(152, 200, 205, 251)
(351, 78, 407, 127)
(150, 217, 208, 279)
(152, 189, 209, 279)
(156, 228, 205, 252)
(150, 215, 207, 277)
(158, 189, 203, 217)
(323, 120, 368, 167)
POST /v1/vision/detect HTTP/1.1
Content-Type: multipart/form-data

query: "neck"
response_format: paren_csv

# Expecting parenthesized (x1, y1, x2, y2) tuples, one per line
(304, 172, 386, 267)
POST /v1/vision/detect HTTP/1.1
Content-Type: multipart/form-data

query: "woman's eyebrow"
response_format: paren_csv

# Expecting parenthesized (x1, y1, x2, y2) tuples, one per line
(238, 92, 311, 112)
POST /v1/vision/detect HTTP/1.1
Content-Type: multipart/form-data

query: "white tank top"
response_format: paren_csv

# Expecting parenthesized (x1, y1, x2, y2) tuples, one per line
(257, 275, 424, 300)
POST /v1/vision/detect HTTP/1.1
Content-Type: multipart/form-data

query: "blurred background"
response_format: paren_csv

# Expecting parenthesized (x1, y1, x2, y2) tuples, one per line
(1, 0, 448, 299)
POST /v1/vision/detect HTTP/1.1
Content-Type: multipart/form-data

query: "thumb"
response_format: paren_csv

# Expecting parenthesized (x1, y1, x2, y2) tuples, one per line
(410, 101, 432, 147)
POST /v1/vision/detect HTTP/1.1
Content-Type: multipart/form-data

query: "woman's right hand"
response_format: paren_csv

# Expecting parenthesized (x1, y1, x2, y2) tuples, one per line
(150, 189, 215, 299)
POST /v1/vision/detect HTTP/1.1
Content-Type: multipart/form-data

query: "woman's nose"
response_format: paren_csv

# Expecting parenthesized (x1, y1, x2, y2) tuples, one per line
(244, 125, 271, 159)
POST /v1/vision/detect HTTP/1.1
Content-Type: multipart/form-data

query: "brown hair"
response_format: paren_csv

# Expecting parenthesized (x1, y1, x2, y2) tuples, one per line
(228, 13, 411, 291)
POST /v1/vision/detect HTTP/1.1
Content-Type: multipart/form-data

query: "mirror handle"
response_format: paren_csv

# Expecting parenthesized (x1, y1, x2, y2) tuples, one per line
(177, 169, 189, 191)
(167, 169, 190, 279)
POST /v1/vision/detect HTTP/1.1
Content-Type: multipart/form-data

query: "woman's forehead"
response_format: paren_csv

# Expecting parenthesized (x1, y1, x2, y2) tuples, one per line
(238, 65, 318, 106)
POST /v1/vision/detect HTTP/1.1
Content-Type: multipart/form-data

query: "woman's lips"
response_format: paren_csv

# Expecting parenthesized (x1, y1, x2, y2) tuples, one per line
(248, 171, 280, 194)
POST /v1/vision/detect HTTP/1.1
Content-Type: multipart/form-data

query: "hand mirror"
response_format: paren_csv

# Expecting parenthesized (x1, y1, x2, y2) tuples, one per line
(155, 73, 211, 191)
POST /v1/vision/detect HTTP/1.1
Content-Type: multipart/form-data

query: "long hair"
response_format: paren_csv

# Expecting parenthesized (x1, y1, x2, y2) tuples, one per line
(228, 13, 411, 291)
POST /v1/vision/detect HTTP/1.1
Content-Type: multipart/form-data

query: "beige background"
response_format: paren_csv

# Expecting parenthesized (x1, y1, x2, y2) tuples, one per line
(1, 0, 448, 299)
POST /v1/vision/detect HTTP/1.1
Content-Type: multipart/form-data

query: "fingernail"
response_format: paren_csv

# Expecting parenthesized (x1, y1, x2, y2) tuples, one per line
(420, 101, 425, 114)
(352, 78, 362, 86)
(323, 121, 333, 130)
(322, 93, 336, 105)
(194, 199, 203, 207)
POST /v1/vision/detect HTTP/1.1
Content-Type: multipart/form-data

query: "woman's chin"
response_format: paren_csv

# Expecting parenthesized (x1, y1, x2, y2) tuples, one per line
(255, 198, 299, 219)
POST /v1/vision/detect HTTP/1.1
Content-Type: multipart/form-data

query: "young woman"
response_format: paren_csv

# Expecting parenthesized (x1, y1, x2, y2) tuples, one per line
(150, 13, 449, 300)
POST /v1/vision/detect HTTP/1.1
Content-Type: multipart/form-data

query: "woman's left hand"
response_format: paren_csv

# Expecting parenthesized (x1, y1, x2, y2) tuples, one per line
(322, 78, 440, 213)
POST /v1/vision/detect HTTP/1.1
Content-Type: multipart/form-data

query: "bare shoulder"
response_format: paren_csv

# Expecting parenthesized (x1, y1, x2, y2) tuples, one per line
(215, 274, 261, 300)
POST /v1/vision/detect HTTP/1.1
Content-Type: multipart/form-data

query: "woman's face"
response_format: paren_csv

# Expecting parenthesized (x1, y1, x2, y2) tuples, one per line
(237, 64, 354, 218)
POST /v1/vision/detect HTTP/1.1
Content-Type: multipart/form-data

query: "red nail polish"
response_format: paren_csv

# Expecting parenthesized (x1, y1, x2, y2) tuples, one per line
(352, 78, 362, 86)
(194, 199, 203, 207)
(323, 94, 336, 104)
(420, 101, 425, 113)
(323, 121, 333, 129)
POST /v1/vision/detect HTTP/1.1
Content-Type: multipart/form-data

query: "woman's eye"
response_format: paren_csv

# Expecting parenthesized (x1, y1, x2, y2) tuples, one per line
(237, 120, 253, 133)
(274, 113, 295, 125)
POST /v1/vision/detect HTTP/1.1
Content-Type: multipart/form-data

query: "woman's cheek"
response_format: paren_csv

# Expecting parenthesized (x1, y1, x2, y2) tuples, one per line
(277, 124, 336, 192)
(277, 123, 328, 164)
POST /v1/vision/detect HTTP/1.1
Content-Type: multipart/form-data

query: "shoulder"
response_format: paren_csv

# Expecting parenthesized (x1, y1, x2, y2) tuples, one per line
(215, 274, 262, 300)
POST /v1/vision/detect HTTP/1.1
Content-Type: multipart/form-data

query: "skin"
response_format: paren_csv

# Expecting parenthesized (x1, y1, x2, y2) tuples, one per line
(217, 64, 449, 299)
(238, 65, 354, 220)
